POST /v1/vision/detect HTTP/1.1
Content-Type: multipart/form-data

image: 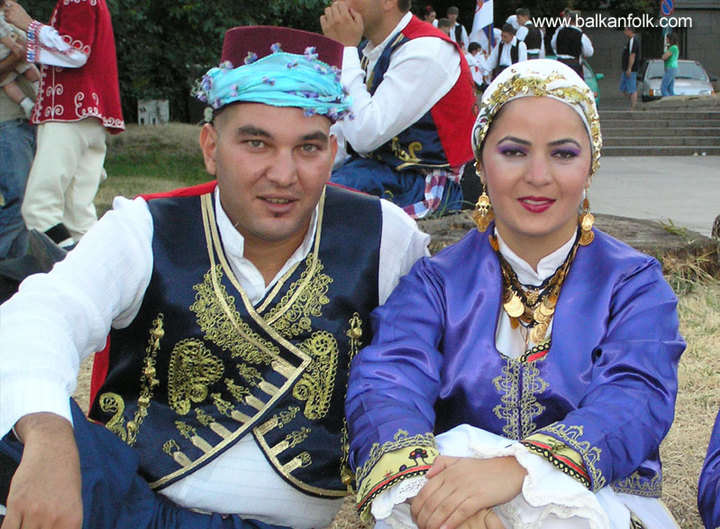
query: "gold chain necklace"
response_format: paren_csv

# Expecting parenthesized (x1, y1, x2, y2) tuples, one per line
(490, 233, 581, 345)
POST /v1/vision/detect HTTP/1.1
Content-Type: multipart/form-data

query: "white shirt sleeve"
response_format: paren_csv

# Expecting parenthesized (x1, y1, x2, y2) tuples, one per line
(339, 38, 461, 154)
(0, 197, 153, 435)
(518, 41, 528, 62)
(480, 43, 500, 75)
(33, 23, 89, 67)
(516, 26, 528, 41)
(461, 26, 470, 51)
(378, 200, 430, 305)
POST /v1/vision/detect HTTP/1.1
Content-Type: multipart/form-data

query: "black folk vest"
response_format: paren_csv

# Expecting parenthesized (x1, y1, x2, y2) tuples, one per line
(494, 41, 519, 78)
(89, 185, 382, 497)
(523, 23, 542, 54)
(555, 27, 583, 60)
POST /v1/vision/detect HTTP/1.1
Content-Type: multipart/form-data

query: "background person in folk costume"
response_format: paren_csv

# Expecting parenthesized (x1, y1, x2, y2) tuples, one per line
(0, 25, 429, 529)
(321, 0, 476, 219)
(479, 23, 527, 81)
(4, 0, 124, 248)
(551, 9, 594, 78)
(345, 60, 684, 528)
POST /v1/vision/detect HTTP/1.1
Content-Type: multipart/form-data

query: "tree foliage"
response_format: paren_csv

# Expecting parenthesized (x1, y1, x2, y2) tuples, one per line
(29, 0, 330, 123)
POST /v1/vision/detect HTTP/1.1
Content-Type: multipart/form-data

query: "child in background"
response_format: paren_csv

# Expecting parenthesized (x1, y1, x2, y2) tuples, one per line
(464, 41, 486, 92)
(436, 18, 452, 37)
(0, 0, 39, 118)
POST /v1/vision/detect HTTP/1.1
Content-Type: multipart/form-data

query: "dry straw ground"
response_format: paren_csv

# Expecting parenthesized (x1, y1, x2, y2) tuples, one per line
(74, 124, 720, 527)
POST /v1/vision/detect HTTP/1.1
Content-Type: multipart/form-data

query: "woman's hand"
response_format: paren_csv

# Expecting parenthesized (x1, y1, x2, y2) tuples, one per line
(456, 509, 506, 529)
(410, 456, 526, 529)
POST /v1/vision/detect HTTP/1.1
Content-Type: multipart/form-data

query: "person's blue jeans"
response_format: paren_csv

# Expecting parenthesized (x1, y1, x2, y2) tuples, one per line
(0, 119, 36, 259)
(661, 67, 677, 96)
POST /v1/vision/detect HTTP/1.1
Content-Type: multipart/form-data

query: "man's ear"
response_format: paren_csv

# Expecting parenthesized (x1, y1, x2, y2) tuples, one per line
(329, 133, 338, 162)
(199, 123, 218, 176)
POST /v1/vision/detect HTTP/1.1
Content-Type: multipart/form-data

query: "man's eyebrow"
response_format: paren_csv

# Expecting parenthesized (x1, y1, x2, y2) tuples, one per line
(301, 131, 329, 142)
(236, 125, 271, 137)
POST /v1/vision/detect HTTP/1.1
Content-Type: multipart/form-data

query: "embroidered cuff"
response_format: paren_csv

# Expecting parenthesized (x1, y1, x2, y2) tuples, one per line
(522, 431, 591, 489)
(355, 430, 438, 521)
(26, 20, 43, 63)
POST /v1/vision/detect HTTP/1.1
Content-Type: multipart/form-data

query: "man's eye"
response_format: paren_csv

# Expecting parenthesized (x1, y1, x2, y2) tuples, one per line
(246, 139, 265, 148)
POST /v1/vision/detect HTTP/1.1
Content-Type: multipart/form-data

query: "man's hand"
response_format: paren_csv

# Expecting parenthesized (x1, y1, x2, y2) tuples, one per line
(410, 456, 526, 529)
(1, 413, 83, 529)
(4, 2, 33, 33)
(320, 1, 364, 48)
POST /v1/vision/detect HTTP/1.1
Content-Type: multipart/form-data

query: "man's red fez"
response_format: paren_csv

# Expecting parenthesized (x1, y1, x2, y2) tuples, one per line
(221, 26, 344, 68)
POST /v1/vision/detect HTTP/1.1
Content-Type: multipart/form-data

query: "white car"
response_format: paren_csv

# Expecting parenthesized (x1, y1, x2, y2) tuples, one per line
(638, 59, 716, 101)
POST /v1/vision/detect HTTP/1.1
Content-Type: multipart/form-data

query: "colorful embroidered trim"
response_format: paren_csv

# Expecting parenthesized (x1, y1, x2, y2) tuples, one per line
(521, 432, 590, 488)
(25, 20, 43, 63)
(531, 422, 606, 491)
(355, 430, 438, 520)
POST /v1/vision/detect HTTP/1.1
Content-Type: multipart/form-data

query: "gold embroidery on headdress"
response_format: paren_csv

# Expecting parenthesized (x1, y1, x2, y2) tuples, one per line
(473, 70, 602, 178)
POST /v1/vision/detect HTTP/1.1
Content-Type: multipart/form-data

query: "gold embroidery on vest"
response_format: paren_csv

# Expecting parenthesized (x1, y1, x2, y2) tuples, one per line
(100, 314, 165, 445)
(167, 338, 224, 415)
(264, 254, 332, 335)
(293, 330, 339, 420)
(390, 137, 423, 165)
(163, 439, 192, 467)
(175, 420, 214, 453)
(236, 364, 262, 387)
(192, 266, 282, 366)
(347, 312, 364, 359)
(341, 313, 365, 490)
(270, 427, 311, 457)
(540, 423, 606, 491)
(225, 378, 250, 401)
(98, 392, 127, 442)
(284, 452, 312, 473)
(257, 406, 302, 436)
(492, 345, 549, 440)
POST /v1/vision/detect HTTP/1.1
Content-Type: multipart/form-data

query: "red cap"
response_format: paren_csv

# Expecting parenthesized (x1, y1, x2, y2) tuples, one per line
(221, 26, 344, 68)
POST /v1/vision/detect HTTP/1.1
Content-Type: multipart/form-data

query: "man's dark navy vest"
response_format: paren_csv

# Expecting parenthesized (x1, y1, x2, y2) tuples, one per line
(353, 16, 475, 172)
(89, 184, 381, 497)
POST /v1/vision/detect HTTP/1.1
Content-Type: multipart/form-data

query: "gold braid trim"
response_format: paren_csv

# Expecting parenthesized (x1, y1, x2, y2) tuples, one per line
(521, 432, 590, 489)
(355, 430, 438, 521)
(533, 422, 606, 491)
(611, 471, 662, 498)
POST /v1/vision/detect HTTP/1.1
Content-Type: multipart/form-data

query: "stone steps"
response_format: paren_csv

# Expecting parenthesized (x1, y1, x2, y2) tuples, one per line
(600, 109, 720, 156)
(602, 127, 720, 137)
(603, 145, 720, 156)
(603, 136, 720, 147)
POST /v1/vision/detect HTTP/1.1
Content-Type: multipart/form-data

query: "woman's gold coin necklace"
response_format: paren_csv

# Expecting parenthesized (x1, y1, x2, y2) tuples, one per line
(490, 233, 581, 345)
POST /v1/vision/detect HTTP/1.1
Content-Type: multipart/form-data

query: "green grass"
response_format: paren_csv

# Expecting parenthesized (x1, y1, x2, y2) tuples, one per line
(105, 123, 209, 183)
(99, 123, 212, 215)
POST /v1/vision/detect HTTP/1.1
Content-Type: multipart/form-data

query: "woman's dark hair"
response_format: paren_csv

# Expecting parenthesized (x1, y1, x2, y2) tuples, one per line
(666, 32, 678, 46)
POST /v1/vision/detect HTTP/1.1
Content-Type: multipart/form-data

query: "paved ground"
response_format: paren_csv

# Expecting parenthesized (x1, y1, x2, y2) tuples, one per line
(592, 156, 719, 237)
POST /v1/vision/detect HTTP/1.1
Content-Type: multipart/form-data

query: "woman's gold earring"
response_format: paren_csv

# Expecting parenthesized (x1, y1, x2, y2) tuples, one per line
(578, 191, 594, 246)
(472, 179, 494, 233)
